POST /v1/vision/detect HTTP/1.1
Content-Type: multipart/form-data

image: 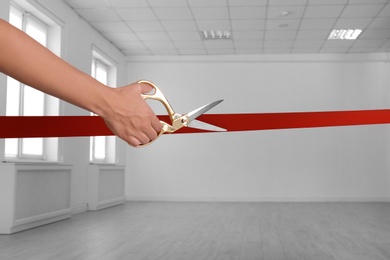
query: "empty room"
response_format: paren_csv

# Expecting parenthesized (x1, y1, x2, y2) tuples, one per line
(1, 0, 390, 259)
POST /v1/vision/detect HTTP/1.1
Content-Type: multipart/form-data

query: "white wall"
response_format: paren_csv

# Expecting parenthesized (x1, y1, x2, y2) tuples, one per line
(126, 54, 390, 202)
(0, 0, 127, 212)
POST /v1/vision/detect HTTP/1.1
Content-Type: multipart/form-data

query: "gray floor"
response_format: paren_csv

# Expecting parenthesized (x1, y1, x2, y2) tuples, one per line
(1, 202, 390, 260)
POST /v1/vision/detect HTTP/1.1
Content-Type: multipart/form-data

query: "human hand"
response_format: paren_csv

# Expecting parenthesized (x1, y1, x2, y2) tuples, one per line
(101, 82, 163, 147)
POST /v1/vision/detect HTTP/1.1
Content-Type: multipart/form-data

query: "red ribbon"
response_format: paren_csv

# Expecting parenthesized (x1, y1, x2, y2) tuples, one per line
(1, 109, 390, 138)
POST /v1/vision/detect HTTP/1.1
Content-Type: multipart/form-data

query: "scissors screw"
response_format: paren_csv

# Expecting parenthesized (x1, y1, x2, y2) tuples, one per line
(181, 118, 188, 126)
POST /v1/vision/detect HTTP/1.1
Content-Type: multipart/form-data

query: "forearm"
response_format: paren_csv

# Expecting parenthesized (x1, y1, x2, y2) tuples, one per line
(0, 18, 110, 116)
(0, 19, 162, 146)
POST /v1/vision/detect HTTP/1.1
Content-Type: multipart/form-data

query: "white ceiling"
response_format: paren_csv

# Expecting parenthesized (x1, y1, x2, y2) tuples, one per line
(63, 0, 390, 56)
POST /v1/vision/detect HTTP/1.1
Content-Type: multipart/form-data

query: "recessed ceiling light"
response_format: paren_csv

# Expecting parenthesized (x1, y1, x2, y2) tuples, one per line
(280, 11, 290, 17)
(201, 30, 231, 40)
(328, 29, 363, 40)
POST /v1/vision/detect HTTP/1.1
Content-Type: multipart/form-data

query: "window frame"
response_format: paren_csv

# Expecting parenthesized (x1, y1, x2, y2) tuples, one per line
(4, 3, 60, 162)
(90, 48, 117, 164)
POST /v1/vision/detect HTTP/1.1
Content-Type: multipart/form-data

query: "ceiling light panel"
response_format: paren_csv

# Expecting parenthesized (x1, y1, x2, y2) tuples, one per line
(201, 30, 232, 40)
(328, 29, 362, 40)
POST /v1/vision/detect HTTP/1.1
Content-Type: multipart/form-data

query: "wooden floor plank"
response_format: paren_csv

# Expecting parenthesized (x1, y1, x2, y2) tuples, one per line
(1, 202, 390, 260)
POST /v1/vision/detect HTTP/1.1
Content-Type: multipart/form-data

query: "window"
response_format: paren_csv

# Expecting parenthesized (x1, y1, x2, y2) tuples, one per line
(90, 50, 117, 163)
(5, 4, 60, 161)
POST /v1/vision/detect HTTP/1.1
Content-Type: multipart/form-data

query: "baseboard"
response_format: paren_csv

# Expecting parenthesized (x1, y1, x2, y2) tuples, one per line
(88, 197, 126, 211)
(72, 203, 88, 215)
(10, 209, 71, 234)
(127, 196, 390, 203)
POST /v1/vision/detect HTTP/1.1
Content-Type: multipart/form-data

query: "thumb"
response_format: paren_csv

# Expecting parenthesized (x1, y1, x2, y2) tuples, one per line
(138, 81, 154, 94)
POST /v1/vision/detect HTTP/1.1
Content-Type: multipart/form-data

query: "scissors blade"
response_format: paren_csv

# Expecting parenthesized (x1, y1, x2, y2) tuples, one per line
(188, 119, 226, 132)
(186, 99, 223, 122)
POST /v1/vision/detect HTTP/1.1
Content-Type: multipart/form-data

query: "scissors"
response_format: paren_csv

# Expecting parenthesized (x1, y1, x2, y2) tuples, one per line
(138, 80, 226, 147)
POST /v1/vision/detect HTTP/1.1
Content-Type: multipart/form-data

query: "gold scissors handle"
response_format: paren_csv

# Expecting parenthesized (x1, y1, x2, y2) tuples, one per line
(137, 80, 188, 147)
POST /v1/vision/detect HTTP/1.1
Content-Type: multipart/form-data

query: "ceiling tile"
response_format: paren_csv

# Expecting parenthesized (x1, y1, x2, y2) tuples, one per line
(126, 21, 165, 32)
(340, 4, 384, 18)
(188, 0, 228, 7)
(378, 4, 390, 17)
(294, 40, 324, 48)
(143, 41, 176, 50)
(64, 0, 390, 56)
(299, 19, 337, 30)
(196, 20, 231, 31)
(228, 0, 268, 6)
(265, 30, 297, 40)
(360, 28, 390, 39)
(308, 0, 348, 5)
(168, 31, 202, 41)
(235, 48, 262, 54)
(368, 17, 390, 29)
(147, 0, 189, 7)
(320, 47, 349, 53)
(135, 32, 171, 41)
(348, 0, 388, 4)
(264, 40, 294, 48)
(230, 7, 267, 19)
(268, 0, 307, 6)
(90, 21, 129, 32)
(267, 6, 306, 19)
(334, 18, 373, 28)
(296, 30, 331, 40)
(203, 40, 234, 49)
(231, 20, 266, 31)
(174, 41, 205, 49)
(266, 19, 301, 30)
(304, 5, 344, 18)
(352, 38, 387, 47)
(115, 8, 158, 21)
(234, 40, 263, 48)
(233, 31, 264, 40)
(153, 7, 194, 20)
(192, 7, 230, 20)
(348, 47, 379, 52)
(161, 20, 198, 31)
(322, 39, 355, 48)
(151, 49, 179, 55)
(64, 0, 109, 8)
(207, 48, 235, 54)
(107, 0, 148, 8)
(75, 8, 122, 22)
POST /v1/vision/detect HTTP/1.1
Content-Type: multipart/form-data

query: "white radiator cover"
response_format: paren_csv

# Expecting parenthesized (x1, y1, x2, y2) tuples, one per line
(0, 163, 72, 234)
(87, 165, 125, 211)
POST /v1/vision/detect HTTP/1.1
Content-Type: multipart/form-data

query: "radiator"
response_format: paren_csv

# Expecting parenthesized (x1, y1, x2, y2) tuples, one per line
(87, 165, 125, 211)
(0, 163, 72, 234)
